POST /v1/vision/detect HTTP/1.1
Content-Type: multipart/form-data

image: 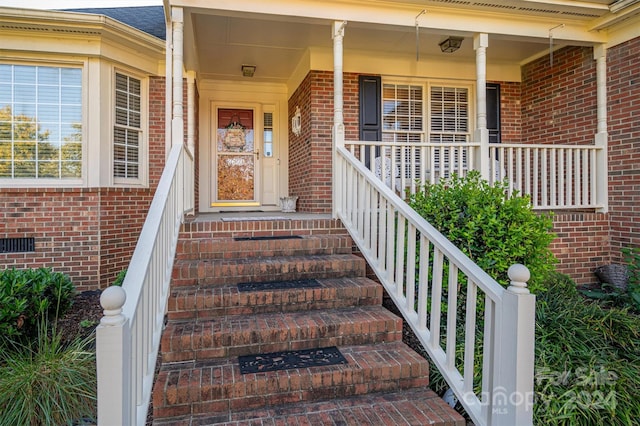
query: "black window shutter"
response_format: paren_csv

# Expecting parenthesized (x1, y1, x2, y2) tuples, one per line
(487, 83, 501, 144)
(359, 75, 381, 142)
(359, 75, 382, 166)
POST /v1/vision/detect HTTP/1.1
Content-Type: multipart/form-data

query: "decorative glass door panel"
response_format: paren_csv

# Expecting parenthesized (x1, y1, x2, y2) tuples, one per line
(214, 108, 258, 205)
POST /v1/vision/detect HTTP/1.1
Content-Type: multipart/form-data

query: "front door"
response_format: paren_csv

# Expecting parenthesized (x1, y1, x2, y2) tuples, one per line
(212, 108, 260, 207)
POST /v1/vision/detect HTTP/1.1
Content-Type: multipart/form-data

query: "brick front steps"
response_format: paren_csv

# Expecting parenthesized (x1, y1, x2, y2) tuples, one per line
(152, 216, 464, 425)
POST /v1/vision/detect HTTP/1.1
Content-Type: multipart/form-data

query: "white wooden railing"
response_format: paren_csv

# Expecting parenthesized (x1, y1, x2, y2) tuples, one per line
(346, 141, 604, 210)
(96, 142, 194, 426)
(336, 145, 536, 426)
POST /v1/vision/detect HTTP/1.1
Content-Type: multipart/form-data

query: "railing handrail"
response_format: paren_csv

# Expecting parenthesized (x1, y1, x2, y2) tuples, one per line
(346, 140, 601, 149)
(97, 142, 193, 426)
(335, 145, 535, 426)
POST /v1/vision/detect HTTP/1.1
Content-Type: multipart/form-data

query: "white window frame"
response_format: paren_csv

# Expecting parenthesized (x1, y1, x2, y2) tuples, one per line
(0, 59, 86, 188)
(112, 67, 148, 187)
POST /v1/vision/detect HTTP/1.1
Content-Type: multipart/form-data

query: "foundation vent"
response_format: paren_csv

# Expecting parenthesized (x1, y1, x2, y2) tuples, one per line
(0, 237, 35, 254)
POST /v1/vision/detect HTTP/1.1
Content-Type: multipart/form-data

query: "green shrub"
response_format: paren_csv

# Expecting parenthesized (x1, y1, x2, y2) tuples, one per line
(112, 268, 127, 287)
(0, 268, 76, 341)
(0, 319, 96, 425)
(408, 171, 556, 293)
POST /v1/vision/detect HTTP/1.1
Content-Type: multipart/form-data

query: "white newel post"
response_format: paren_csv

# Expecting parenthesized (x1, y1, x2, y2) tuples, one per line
(491, 264, 535, 426)
(474, 33, 490, 181)
(96, 286, 131, 426)
(594, 44, 608, 213)
(186, 71, 196, 212)
(332, 20, 347, 218)
(171, 7, 185, 149)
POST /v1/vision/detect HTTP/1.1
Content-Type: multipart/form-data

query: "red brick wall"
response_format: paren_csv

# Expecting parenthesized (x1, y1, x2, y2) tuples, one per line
(607, 37, 640, 260)
(288, 73, 313, 211)
(288, 71, 358, 213)
(0, 188, 101, 291)
(494, 81, 522, 143)
(550, 212, 610, 285)
(521, 46, 598, 145)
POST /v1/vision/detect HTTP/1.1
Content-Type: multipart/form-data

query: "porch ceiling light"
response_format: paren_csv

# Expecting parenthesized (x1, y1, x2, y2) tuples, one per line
(241, 65, 256, 77)
(439, 36, 463, 53)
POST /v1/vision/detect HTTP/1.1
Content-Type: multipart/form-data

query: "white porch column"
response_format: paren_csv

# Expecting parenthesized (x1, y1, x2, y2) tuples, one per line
(594, 44, 608, 213)
(474, 33, 490, 180)
(187, 71, 196, 155)
(332, 21, 346, 218)
(171, 7, 185, 148)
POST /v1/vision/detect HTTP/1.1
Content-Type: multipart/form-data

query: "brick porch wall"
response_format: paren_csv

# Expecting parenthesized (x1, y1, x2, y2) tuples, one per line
(521, 46, 611, 284)
(288, 71, 359, 213)
(494, 81, 522, 143)
(521, 46, 598, 145)
(550, 212, 610, 285)
(607, 37, 640, 261)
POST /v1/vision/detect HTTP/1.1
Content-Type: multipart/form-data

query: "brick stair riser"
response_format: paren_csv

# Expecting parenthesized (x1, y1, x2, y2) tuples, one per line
(153, 342, 430, 420)
(176, 235, 353, 260)
(161, 307, 403, 363)
(170, 255, 366, 287)
(154, 388, 465, 426)
(167, 277, 382, 321)
(178, 218, 349, 241)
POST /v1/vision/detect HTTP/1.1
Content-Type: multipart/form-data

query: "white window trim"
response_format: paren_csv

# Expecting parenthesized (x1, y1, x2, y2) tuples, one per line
(111, 67, 149, 188)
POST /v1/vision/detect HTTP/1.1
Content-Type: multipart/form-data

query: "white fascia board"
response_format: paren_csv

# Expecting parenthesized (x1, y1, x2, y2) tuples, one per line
(604, 14, 640, 47)
(170, 0, 607, 44)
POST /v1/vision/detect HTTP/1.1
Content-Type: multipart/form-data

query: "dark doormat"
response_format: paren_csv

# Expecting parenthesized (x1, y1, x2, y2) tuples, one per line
(233, 235, 303, 241)
(238, 346, 348, 374)
(237, 278, 321, 292)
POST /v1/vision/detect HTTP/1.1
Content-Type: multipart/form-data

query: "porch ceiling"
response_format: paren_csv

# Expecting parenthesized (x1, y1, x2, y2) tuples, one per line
(180, 0, 634, 83)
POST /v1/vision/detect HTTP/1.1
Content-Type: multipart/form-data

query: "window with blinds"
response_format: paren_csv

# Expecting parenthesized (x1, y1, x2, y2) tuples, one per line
(429, 86, 469, 143)
(113, 73, 141, 179)
(0, 64, 82, 180)
(430, 86, 470, 174)
(382, 84, 423, 179)
(381, 82, 471, 179)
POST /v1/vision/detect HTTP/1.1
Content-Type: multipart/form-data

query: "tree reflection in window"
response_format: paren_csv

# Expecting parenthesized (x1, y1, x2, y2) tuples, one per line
(217, 155, 254, 201)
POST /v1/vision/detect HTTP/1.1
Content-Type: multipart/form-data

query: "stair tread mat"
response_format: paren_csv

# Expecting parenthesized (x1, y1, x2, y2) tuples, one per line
(237, 278, 321, 292)
(233, 235, 303, 241)
(238, 346, 347, 374)
(221, 216, 291, 222)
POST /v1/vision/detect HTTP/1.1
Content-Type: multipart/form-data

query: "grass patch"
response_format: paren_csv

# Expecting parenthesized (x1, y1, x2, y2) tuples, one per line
(534, 274, 640, 425)
(0, 319, 96, 425)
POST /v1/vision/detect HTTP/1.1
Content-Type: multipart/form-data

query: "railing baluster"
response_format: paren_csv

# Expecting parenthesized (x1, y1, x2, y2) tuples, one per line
(429, 247, 444, 349)
(406, 224, 417, 313)
(378, 198, 387, 271)
(551, 149, 557, 207)
(445, 263, 459, 371)
(558, 149, 565, 206)
(463, 279, 478, 394)
(542, 148, 548, 207)
(395, 216, 406, 298)
(417, 235, 429, 329)
(386, 201, 395, 283)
